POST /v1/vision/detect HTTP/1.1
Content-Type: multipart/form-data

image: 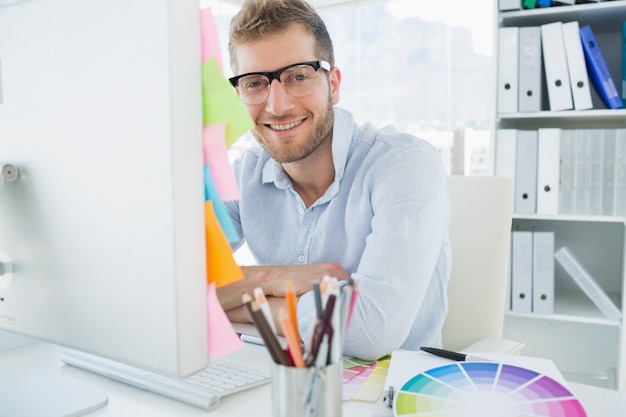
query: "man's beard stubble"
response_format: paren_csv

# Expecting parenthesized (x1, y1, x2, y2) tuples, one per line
(252, 98, 334, 164)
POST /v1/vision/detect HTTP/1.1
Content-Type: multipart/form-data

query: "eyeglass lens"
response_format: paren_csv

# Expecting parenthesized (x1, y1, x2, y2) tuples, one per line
(237, 63, 320, 105)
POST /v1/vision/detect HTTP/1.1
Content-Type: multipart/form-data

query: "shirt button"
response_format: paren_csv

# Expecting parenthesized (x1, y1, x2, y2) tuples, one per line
(298, 207, 304, 214)
(297, 254, 305, 263)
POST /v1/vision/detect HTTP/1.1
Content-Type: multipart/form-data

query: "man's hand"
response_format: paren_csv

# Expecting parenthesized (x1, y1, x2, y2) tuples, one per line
(225, 296, 290, 336)
(252, 263, 350, 297)
(216, 262, 349, 312)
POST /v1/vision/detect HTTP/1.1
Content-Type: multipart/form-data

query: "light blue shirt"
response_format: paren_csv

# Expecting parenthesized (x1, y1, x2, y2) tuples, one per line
(226, 107, 451, 360)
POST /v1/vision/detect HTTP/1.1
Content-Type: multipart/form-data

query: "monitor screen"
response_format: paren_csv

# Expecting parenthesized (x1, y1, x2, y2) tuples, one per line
(0, 0, 208, 378)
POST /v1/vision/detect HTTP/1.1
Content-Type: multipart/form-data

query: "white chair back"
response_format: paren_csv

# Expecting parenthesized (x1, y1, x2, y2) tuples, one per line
(442, 175, 514, 352)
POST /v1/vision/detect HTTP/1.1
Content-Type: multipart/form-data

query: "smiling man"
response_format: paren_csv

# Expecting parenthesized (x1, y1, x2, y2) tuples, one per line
(217, 0, 451, 361)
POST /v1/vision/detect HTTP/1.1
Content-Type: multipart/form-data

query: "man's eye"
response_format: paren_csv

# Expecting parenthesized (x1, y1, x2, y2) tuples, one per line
(244, 78, 269, 90)
(286, 73, 309, 83)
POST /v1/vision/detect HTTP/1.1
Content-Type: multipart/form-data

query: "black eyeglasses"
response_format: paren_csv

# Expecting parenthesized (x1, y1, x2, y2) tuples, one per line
(228, 61, 331, 105)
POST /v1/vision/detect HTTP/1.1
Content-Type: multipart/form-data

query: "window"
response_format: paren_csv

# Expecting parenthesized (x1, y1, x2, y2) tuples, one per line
(203, 0, 495, 175)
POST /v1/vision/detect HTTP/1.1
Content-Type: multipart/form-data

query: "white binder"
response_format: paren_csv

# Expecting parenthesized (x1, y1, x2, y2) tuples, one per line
(559, 129, 575, 215)
(562, 21, 593, 110)
(499, 0, 521, 10)
(573, 130, 590, 215)
(511, 231, 533, 314)
(495, 129, 517, 187)
(518, 26, 543, 112)
(541, 22, 573, 111)
(497, 27, 519, 113)
(555, 246, 622, 322)
(496, 129, 517, 211)
(536, 128, 561, 215)
(587, 130, 604, 216)
(614, 129, 626, 217)
(532, 231, 555, 315)
(515, 130, 538, 214)
(602, 129, 617, 216)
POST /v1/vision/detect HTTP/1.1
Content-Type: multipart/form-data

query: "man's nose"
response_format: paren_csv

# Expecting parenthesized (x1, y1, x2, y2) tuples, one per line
(264, 79, 295, 115)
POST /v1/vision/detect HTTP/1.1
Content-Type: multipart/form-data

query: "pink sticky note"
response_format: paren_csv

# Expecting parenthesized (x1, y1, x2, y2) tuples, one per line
(206, 282, 243, 360)
(200, 7, 223, 70)
(203, 123, 239, 201)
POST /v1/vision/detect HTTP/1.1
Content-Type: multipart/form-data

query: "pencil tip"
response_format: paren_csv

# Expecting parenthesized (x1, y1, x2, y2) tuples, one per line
(256, 291, 268, 304)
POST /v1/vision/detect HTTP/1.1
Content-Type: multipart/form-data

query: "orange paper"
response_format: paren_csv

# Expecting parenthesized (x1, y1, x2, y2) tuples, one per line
(205, 200, 243, 287)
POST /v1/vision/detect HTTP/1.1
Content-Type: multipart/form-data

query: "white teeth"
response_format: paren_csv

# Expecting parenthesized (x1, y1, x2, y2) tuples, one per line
(270, 120, 302, 131)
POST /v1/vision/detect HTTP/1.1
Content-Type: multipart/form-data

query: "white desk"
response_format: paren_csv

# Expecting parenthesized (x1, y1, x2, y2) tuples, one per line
(1, 341, 625, 417)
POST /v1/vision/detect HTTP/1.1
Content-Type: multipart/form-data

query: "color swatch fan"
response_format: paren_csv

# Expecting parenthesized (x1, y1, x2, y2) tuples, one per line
(394, 362, 587, 417)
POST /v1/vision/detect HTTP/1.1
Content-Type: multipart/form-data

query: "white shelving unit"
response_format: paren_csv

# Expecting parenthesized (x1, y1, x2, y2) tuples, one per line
(496, 1, 626, 390)
(506, 216, 626, 390)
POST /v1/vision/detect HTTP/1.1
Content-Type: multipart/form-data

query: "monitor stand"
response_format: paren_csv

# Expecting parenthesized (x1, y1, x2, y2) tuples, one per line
(0, 370, 108, 416)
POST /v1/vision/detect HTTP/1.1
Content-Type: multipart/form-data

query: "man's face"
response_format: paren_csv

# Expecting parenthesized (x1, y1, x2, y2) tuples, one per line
(233, 24, 341, 164)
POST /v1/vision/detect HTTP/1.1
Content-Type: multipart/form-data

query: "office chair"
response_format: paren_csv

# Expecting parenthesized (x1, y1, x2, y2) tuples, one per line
(442, 175, 524, 355)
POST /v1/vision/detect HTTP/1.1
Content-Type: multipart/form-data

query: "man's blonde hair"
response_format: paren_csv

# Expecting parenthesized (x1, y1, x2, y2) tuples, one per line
(228, 0, 335, 74)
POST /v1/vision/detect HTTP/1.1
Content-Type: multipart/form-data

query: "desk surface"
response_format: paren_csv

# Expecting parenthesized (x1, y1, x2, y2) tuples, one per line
(0, 341, 625, 417)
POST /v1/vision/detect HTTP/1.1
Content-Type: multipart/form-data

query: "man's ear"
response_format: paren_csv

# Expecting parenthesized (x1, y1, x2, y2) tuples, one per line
(329, 66, 341, 105)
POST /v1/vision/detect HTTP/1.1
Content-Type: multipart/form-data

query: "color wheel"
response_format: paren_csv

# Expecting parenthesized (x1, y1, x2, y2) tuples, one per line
(394, 362, 587, 417)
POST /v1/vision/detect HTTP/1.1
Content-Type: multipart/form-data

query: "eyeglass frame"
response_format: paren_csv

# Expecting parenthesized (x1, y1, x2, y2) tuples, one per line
(228, 60, 331, 104)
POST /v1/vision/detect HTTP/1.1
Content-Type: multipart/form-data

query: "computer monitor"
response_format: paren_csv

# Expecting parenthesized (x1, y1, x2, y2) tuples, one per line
(0, 0, 208, 387)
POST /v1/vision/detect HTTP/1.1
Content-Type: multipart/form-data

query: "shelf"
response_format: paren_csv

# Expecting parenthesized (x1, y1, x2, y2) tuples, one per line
(498, 109, 626, 129)
(505, 289, 622, 326)
(498, 0, 626, 391)
(499, 1, 626, 30)
(512, 214, 626, 224)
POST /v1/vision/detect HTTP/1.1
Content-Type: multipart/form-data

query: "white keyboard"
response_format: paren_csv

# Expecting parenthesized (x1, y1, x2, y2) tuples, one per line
(184, 360, 271, 394)
(60, 349, 271, 411)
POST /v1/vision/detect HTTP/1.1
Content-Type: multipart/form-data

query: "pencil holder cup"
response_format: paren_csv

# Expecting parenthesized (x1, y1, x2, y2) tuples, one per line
(271, 362, 342, 417)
